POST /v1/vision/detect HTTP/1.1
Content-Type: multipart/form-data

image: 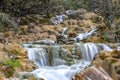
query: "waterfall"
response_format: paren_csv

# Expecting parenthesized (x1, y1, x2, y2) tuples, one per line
(61, 28, 67, 36)
(97, 43, 113, 51)
(102, 44, 113, 51)
(21, 42, 102, 80)
(26, 48, 49, 67)
(82, 43, 99, 61)
(74, 29, 97, 42)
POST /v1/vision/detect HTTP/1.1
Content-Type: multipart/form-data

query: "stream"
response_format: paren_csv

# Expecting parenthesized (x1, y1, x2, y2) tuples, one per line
(19, 41, 114, 80)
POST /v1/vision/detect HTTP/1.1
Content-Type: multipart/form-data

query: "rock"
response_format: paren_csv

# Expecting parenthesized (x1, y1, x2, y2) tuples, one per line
(92, 50, 120, 80)
(0, 52, 9, 62)
(73, 66, 112, 80)
(19, 25, 28, 31)
(0, 76, 5, 80)
(19, 59, 35, 71)
(5, 43, 27, 57)
(0, 43, 4, 51)
(1, 65, 15, 78)
(5, 43, 35, 72)
(84, 12, 98, 20)
(85, 36, 104, 43)
(4, 31, 14, 38)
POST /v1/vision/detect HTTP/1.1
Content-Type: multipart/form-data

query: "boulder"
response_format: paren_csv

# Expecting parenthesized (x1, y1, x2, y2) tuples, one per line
(93, 50, 120, 80)
(73, 66, 112, 80)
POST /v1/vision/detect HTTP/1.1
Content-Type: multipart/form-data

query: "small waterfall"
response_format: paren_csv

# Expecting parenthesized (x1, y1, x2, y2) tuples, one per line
(97, 43, 113, 51)
(102, 44, 113, 51)
(26, 48, 49, 67)
(82, 43, 99, 61)
(74, 29, 97, 41)
(61, 28, 67, 36)
(21, 42, 102, 80)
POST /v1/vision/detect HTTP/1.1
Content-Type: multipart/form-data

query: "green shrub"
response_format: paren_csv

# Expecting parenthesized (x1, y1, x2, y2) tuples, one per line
(0, 13, 18, 32)
(2, 59, 21, 68)
(50, 0, 88, 10)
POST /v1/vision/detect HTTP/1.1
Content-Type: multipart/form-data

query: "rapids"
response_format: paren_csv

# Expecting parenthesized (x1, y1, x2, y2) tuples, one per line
(20, 41, 113, 80)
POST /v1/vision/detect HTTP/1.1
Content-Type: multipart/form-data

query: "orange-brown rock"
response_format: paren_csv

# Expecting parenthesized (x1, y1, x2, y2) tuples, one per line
(73, 66, 112, 80)
(4, 31, 14, 37)
(85, 36, 104, 43)
(84, 12, 97, 20)
(92, 50, 120, 80)
(19, 59, 35, 71)
(0, 43, 4, 51)
(5, 43, 27, 57)
(0, 52, 9, 62)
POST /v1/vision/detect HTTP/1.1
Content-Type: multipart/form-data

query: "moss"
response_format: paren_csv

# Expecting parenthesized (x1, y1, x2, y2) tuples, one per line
(2, 59, 21, 68)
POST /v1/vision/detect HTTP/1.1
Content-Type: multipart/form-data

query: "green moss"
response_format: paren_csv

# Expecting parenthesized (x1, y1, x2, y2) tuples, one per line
(2, 59, 21, 68)
(101, 33, 108, 41)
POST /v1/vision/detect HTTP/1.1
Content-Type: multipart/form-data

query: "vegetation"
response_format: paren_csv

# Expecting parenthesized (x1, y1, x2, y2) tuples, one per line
(0, 13, 18, 32)
(0, 0, 50, 17)
(0, 0, 119, 41)
(88, 0, 120, 28)
(2, 59, 21, 68)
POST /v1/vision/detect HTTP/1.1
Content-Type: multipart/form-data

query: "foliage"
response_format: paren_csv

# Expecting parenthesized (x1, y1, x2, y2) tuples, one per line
(101, 33, 108, 41)
(50, 0, 88, 10)
(0, 0, 88, 17)
(87, 0, 120, 28)
(0, 0, 51, 17)
(2, 59, 21, 68)
(0, 13, 18, 31)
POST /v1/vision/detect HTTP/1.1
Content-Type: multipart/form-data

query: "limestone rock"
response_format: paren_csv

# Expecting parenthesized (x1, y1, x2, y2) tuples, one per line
(0, 43, 4, 51)
(5, 43, 27, 57)
(73, 66, 112, 80)
(92, 50, 120, 80)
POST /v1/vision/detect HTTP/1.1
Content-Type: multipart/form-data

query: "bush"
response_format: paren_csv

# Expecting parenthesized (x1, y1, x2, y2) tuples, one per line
(0, 0, 51, 17)
(88, 0, 120, 28)
(0, 13, 18, 32)
(50, 0, 88, 10)
(2, 59, 21, 68)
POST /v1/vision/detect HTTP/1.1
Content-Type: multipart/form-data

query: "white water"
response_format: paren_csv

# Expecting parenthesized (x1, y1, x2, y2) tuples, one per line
(26, 48, 49, 67)
(82, 43, 99, 61)
(21, 42, 113, 80)
(102, 44, 113, 51)
(73, 29, 97, 42)
(98, 43, 113, 51)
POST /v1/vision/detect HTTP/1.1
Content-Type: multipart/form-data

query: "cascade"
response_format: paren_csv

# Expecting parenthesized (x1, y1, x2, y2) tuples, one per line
(102, 44, 113, 51)
(82, 43, 99, 61)
(97, 43, 115, 51)
(73, 29, 97, 42)
(26, 47, 49, 67)
(21, 42, 112, 80)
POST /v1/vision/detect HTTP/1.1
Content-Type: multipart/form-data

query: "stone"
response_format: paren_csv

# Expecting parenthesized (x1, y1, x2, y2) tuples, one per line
(5, 43, 27, 57)
(0, 43, 4, 51)
(92, 50, 120, 80)
(73, 66, 112, 80)
(84, 12, 98, 20)
(4, 31, 14, 37)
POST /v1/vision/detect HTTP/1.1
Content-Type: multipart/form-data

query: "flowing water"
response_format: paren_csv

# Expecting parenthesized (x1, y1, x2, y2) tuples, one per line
(82, 43, 99, 61)
(21, 41, 113, 80)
